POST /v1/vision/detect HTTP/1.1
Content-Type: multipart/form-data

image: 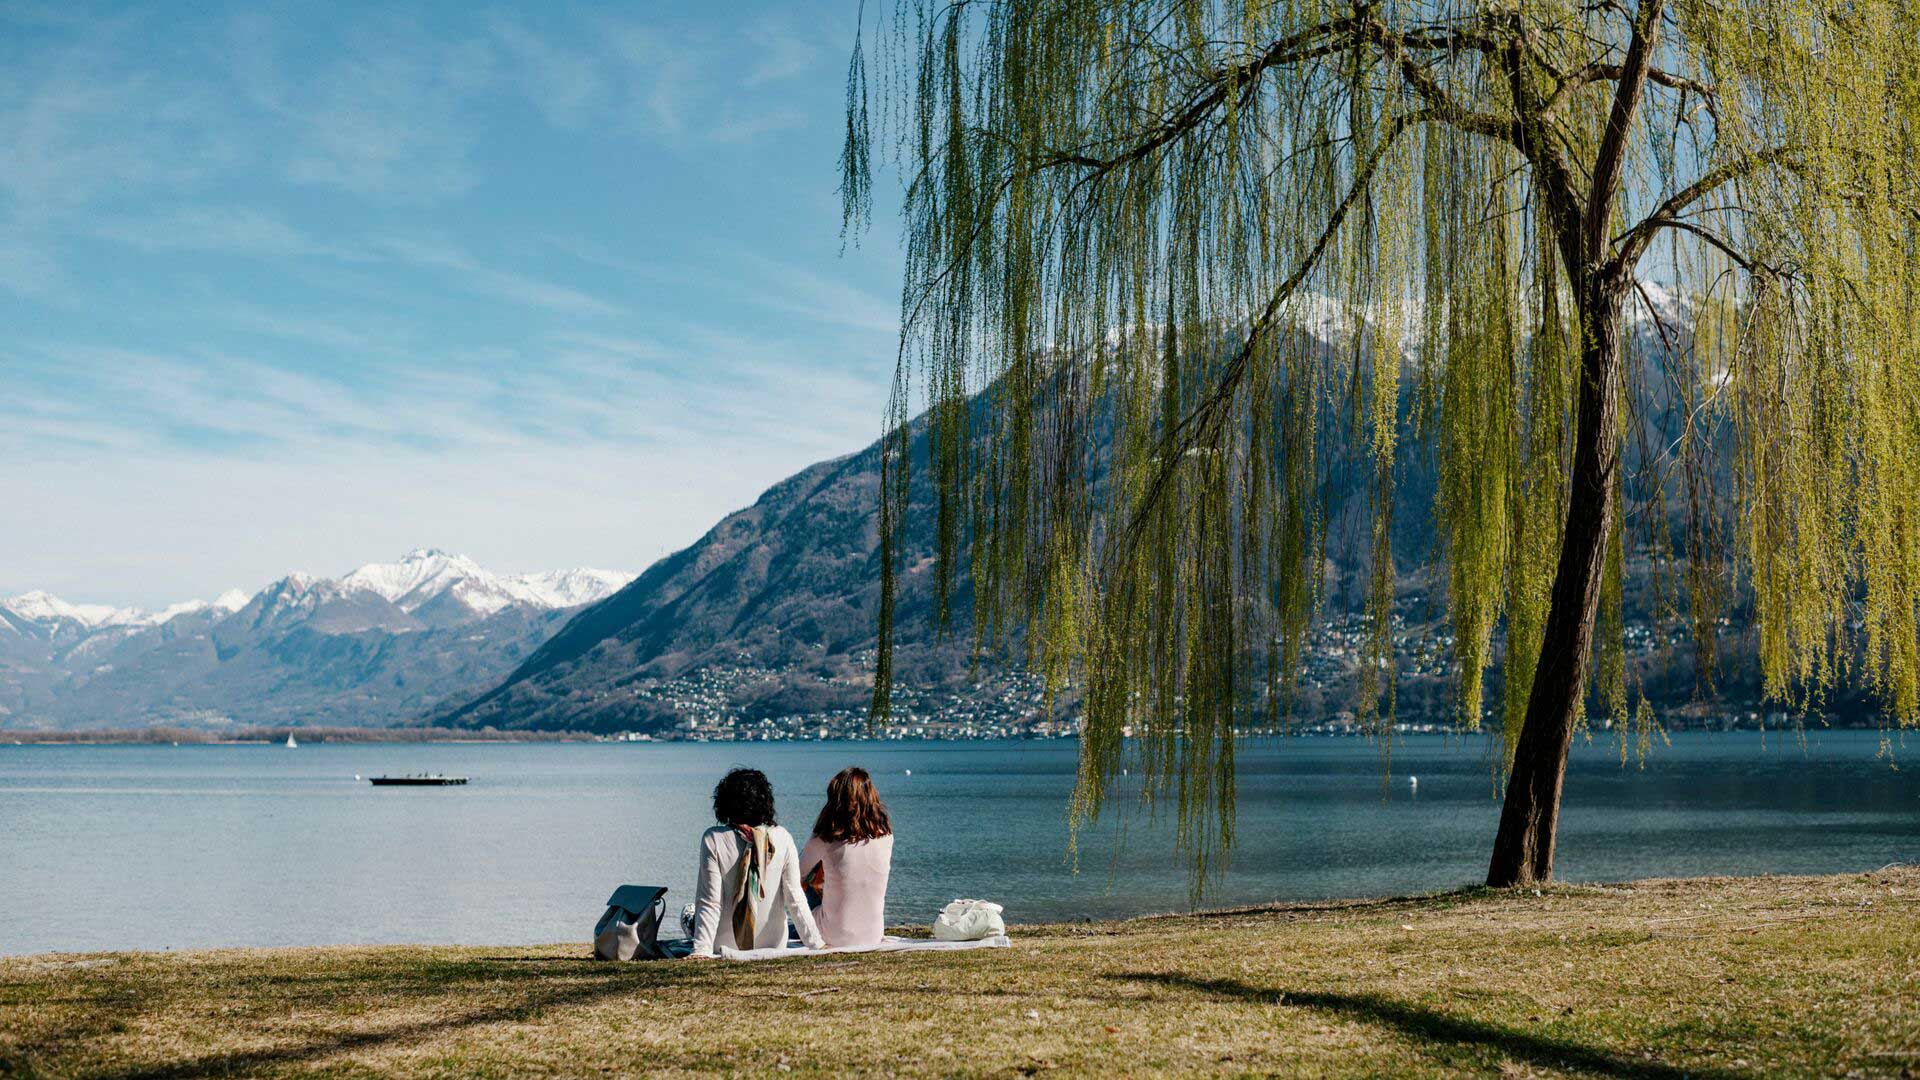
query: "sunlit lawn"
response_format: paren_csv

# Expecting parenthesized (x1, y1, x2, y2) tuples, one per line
(3, 868, 1915, 1078)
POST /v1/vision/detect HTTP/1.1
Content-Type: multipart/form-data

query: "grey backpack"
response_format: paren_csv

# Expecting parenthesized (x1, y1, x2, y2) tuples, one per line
(593, 885, 672, 960)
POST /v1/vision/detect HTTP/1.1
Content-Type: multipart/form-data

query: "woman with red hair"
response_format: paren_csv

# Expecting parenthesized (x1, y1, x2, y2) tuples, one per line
(799, 767, 894, 948)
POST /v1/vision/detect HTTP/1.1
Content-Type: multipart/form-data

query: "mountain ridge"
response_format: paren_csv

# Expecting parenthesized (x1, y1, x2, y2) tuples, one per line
(438, 288, 1848, 735)
(2, 549, 633, 634)
(0, 549, 635, 730)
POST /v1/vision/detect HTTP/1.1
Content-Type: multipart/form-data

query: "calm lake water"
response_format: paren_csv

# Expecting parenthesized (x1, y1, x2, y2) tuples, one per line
(1, 731, 1914, 955)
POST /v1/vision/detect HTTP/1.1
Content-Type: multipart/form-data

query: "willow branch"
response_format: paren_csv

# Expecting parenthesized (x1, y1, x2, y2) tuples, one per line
(1116, 107, 1436, 558)
(1364, 16, 1519, 147)
(1044, 11, 1520, 176)
(1544, 62, 1715, 116)
(1639, 218, 1760, 275)
(1611, 145, 1798, 270)
(1040, 16, 1366, 175)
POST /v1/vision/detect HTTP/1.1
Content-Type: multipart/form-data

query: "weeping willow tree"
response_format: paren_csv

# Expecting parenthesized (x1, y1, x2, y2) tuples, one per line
(844, 0, 1920, 886)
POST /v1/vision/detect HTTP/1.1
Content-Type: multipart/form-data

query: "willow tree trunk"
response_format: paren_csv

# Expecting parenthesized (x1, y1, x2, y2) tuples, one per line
(1485, 278, 1627, 887)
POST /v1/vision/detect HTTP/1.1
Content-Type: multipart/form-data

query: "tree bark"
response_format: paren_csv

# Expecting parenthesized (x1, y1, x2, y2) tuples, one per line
(1485, 279, 1627, 887)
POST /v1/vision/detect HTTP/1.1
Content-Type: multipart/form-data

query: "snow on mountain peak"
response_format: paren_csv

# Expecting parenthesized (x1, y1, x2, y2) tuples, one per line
(4, 552, 633, 637)
(5, 590, 79, 620)
(3, 585, 256, 630)
(336, 550, 634, 615)
(250, 574, 322, 615)
(3, 590, 148, 628)
(340, 549, 488, 608)
(510, 568, 636, 608)
(151, 598, 211, 623)
(1625, 280, 1696, 327)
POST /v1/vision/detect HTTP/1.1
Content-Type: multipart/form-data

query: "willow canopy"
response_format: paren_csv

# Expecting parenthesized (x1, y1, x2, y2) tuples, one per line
(844, 0, 1920, 886)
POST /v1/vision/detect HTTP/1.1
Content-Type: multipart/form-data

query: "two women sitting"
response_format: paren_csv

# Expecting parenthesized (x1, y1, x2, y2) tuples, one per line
(687, 766, 893, 958)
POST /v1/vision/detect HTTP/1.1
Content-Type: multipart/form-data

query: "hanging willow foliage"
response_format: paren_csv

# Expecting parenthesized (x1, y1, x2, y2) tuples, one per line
(846, 0, 1920, 884)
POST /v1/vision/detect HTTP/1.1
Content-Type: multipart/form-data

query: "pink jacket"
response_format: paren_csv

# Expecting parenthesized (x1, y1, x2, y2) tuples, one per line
(798, 833, 894, 948)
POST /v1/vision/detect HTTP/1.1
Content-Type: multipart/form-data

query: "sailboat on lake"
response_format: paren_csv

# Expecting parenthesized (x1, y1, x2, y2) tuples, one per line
(285, 732, 298, 749)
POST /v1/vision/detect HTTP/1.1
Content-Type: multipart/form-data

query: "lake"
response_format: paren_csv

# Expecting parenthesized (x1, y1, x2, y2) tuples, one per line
(1, 730, 1914, 956)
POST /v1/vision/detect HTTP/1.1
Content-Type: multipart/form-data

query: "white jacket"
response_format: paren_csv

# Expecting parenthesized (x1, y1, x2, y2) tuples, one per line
(690, 824, 825, 956)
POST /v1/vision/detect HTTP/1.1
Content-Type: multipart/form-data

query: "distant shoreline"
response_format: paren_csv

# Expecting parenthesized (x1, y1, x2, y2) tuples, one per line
(0, 726, 596, 746)
(1, 717, 1900, 746)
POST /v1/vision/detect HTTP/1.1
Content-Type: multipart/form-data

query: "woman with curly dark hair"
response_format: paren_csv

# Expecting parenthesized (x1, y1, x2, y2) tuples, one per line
(687, 768, 824, 957)
(799, 767, 894, 948)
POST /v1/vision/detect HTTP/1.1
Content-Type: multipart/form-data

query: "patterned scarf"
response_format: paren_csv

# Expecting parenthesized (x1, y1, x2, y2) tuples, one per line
(729, 824, 772, 950)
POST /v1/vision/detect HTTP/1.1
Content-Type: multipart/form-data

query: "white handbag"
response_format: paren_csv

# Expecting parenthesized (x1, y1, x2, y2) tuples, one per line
(932, 898, 1006, 941)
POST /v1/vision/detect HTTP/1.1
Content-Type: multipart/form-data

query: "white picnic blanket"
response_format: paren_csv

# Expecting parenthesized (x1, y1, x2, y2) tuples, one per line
(718, 934, 1011, 962)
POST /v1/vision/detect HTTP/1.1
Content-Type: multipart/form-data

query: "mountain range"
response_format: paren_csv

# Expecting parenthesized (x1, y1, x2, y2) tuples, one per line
(14, 286, 1818, 736)
(439, 285, 1823, 735)
(0, 550, 632, 730)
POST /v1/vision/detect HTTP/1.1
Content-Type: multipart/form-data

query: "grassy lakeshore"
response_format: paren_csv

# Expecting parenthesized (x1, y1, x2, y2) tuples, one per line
(3, 869, 1915, 1078)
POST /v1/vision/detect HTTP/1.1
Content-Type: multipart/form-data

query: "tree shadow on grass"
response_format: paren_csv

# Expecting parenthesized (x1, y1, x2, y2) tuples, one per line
(1143, 889, 1484, 922)
(1115, 973, 1747, 1080)
(2, 1004, 145, 1077)
(76, 963, 699, 1080)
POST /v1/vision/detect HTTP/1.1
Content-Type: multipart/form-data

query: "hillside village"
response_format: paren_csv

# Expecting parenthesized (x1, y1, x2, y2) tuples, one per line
(597, 608, 1805, 743)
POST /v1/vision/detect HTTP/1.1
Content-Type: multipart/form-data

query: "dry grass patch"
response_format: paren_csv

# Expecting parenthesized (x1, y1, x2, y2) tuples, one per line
(2, 868, 1916, 1078)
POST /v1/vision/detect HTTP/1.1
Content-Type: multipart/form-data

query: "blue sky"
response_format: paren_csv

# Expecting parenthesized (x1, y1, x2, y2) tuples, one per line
(0, 1, 900, 608)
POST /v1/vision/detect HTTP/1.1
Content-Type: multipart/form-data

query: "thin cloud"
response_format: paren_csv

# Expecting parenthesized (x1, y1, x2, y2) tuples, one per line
(93, 206, 344, 258)
(209, 301, 399, 355)
(376, 237, 620, 317)
(0, 2, 903, 609)
(738, 252, 900, 333)
(4, 323, 881, 467)
(274, 27, 494, 198)
(0, 47, 234, 222)
(85, 210, 621, 319)
(0, 239, 68, 301)
(600, 22, 695, 137)
(706, 104, 809, 145)
(743, 22, 821, 87)
(0, 441, 779, 609)
(489, 16, 603, 128)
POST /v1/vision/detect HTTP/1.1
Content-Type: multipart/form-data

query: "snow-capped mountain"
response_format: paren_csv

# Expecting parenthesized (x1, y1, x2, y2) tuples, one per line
(3, 550, 633, 638)
(0, 589, 249, 636)
(153, 591, 253, 624)
(0, 550, 636, 730)
(1, 590, 140, 628)
(335, 549, 633, 619)
(341, 549, 493, 610)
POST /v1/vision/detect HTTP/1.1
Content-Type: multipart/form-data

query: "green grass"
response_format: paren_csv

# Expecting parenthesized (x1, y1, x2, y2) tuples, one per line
(3, 868, 1916, 1078)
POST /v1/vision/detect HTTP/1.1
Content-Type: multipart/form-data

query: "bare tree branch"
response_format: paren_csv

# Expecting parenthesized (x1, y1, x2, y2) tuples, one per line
(1544, 62, 1715, 116)
(1363, 16, 1519, 146)
(1639, 218, 1760, 274)
(1037, 16, 1368, 175)
(1611, 145, 1799, 271)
